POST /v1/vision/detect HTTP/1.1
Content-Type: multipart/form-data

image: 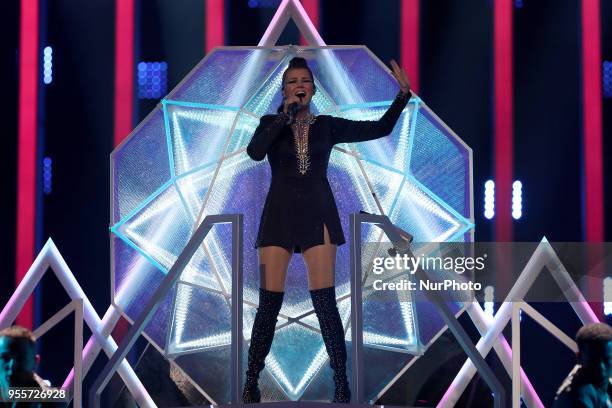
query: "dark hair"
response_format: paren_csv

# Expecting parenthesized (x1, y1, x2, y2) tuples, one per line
(281, 57, 314, 87)
(576, 323, 612, 356)
(277, 57, 316, 113)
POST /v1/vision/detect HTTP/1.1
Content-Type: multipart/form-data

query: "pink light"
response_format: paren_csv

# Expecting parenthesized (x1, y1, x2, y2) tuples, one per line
(16, 0, 40, 329)
(494, 0, 513, 243)
(299, 0, 319, 46)
(206, 0, 225, 53)
(581, 0, 603, 242)
(114, 0, 134, 147)
(401, 0, 419, 93)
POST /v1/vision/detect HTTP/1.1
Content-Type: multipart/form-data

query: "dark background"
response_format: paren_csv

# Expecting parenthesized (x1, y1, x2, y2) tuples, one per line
(1, 0, 611, 406)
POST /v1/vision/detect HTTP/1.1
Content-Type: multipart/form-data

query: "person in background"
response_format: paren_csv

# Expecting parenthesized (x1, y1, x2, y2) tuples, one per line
(553, 322, 612, 408)
(0, 326, 50, 407)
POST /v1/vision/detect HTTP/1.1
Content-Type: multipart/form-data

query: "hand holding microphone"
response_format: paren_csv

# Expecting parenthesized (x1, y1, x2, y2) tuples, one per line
(283, 91, 306, 123)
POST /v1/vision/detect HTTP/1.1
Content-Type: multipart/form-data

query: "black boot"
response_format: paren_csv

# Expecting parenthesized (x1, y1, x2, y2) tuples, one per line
(310, 286, 351, 403)
(243, 288, 284, 403)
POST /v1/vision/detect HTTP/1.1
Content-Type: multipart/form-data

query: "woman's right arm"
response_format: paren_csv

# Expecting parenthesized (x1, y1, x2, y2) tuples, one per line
(246, 114, 288, 161)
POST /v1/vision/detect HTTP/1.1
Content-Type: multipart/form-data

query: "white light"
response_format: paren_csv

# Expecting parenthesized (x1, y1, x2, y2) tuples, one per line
(484, 286, 495, 319)
(484, 180, 495, 219)
(43, 46, 53, 85)
(604, 277, 612, 316)
(512, 179, 522, 219)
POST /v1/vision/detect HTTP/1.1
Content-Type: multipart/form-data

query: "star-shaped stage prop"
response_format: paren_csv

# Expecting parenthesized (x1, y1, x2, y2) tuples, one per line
(110, 0, 473, 403)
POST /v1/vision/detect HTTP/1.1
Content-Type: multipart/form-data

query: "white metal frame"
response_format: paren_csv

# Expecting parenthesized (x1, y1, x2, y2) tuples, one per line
(438, 238, 599, 408)
(0, 238, 155, 408)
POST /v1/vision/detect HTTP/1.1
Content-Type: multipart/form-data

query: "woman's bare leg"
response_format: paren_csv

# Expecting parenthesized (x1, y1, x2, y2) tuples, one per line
(257, 245, 292, 291)
(303, 224, 337, 290)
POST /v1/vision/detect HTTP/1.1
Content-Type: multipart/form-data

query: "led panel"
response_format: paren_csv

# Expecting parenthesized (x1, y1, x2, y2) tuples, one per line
(110, 46, 474, 403)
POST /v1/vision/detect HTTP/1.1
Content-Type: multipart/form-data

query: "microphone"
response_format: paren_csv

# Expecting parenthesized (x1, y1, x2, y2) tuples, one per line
(288, 102, 299, 118)
(287, 91, 306, 123)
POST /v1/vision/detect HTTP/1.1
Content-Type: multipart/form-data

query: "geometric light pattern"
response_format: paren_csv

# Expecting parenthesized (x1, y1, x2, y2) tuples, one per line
(110, 46, 474, 403)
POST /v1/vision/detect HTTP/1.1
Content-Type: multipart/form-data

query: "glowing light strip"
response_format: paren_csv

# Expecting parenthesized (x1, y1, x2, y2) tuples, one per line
(402, 183, 461, 242)
(123, 187, 182, 231)
(173, 284, 193, 342)
(164, 99, 240, 111)
(16, 0, 39, 328)
(266, 346, 328, 398)
(171, 110, 190, 175)
(404, 98, 420, 172)
(124, 212, 182, 271)
(338, 100, 396, 111)
(205, 0, 224, 53)
(113, 230, 167, 275)
(581, 0, 603, 241)
(363, 332, 411, 347)
(114, 0, 134, 146)
(170, 109, 236, 174)
(406, 175, 471, 228)
(242, 66, 285, 115)
(493, 0, 513, 242)
(175, 332, 231, 349)
(393, 110, 412, 170)
(401, 0, 419, 93)
(112, 179, 173, 230)
(399, 299, 416, 343)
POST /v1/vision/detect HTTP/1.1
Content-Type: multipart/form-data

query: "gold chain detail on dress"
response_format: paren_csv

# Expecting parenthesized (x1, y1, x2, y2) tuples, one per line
(290, 114, 316, 175)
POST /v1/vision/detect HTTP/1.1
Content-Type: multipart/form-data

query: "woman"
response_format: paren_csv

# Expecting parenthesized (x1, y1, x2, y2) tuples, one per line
(244, 56, 411, 403)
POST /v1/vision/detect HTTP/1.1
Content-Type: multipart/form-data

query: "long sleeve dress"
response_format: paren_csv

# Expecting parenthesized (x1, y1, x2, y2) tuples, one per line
(247, 91, 410, 253)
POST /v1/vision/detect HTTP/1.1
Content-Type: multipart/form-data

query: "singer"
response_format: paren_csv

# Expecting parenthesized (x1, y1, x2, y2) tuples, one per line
(244, 56, 411, 403)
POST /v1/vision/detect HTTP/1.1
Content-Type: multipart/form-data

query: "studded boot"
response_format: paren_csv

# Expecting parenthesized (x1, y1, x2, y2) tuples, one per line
(310, 286, 351, 403)
(243, 288, 284, 403)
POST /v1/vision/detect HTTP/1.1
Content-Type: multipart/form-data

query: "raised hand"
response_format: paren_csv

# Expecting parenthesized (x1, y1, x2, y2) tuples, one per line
(390, 59, 411, 96)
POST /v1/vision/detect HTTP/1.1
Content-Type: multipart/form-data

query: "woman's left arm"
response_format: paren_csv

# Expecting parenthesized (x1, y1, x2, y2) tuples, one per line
(331, 59, 411, 144)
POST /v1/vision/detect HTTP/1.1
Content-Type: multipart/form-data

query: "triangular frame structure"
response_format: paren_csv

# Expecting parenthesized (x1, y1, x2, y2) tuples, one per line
(438, 238, 599, 408)
(28, 298, 84, 406)
(0, 238, 155, 408)
(511, 301, 578, 408)
(258, 0, 325, 47)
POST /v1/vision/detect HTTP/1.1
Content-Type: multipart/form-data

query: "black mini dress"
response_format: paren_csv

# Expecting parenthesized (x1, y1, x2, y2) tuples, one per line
(247, 92, 410, 253)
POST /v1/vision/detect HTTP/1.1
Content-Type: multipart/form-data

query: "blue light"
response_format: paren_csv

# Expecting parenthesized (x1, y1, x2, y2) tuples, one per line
(514, 0, 524, 8)
(43, 46, 53, 85)
(43, 156, 52, 194)
(248, 0, 281, 8)
(604, 61, 612, 98)
(137, 61, 168, 100)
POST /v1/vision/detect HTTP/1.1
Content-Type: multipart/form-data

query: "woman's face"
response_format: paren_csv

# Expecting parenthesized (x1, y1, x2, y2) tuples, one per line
(283, 68, 315, 107)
